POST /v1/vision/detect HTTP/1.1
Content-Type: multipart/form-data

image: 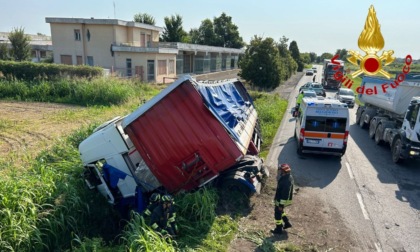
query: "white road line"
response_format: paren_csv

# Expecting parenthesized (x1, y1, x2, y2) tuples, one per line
(356, 193, 370, 220)
(345, 162, 354, 180)
(374, 242, 383, 252)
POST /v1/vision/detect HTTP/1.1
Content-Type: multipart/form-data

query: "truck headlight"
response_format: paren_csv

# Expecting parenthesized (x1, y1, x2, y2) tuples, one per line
(409, 151, 419, 156)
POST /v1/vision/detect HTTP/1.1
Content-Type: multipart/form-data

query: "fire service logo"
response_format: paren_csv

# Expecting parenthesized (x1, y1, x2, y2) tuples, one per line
(331, 5, 412, 95)
(347, 5, 395, 79)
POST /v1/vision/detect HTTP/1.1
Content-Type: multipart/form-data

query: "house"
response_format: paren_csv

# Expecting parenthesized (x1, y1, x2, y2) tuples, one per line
(0, 32, 53, 62)
(46, 17, 244, 83)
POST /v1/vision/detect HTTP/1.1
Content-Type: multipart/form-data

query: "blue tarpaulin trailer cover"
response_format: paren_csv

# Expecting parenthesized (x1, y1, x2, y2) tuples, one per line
(196, 80, 254, 142)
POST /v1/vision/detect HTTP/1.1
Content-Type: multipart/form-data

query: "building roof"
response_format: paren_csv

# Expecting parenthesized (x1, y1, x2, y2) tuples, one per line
(45, 17, 163, 32)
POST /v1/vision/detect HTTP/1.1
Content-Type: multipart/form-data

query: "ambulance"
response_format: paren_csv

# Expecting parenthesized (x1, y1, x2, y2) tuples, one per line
(293, 97, 349, 156)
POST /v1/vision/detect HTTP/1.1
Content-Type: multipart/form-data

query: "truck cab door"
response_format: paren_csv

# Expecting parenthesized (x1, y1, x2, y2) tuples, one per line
(404, 103, 420, 142)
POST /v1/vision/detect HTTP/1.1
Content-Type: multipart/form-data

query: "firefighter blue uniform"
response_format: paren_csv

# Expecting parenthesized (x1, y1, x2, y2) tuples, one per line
(272, 164, 294, 234)
(143, 193, 161, 217)
(149, 194, 178, 236)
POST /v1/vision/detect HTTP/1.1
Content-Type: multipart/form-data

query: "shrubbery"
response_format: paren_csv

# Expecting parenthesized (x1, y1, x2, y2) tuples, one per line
(0, 60, 103, 81)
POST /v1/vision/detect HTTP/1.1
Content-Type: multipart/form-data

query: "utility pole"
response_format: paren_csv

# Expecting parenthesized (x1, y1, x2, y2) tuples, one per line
(113, 1, 116, 19)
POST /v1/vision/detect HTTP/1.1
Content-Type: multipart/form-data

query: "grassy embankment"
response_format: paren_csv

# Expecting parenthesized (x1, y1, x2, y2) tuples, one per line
(0, 77, 288, 251)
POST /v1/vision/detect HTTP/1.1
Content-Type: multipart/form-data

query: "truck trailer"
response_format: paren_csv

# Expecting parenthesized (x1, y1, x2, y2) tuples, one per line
(78, 76, 268, 213)
(322, 58, 345, 89)
(356, 74, 420, 163)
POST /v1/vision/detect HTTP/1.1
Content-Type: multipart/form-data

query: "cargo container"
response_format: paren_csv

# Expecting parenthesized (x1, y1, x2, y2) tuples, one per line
(79, 75, 267, 213)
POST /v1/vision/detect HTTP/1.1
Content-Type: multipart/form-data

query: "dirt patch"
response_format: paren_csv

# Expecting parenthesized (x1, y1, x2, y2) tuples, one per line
(228, 167, 358, 251)
(0, 101, 85, 168)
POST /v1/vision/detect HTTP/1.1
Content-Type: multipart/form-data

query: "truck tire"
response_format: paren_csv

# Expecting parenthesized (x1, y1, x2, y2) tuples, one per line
(369, 119, 377, 139)
(220, 179, 253, 197)
(392, 138, 403, 164)
(374, 123, 384, 145)
(359, 112, 367, 129)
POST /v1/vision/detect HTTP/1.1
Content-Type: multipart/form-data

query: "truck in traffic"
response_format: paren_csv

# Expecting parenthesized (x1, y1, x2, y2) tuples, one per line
(322, 58, 345, 89)
(356, 74, 420, 163)
(79, 76, 267, 214)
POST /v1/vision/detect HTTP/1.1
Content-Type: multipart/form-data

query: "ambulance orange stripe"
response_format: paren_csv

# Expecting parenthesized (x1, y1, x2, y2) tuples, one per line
(305, 132, 345, 139)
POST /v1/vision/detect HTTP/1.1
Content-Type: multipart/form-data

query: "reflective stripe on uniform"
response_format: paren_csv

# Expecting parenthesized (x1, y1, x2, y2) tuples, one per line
(280, 199, 292, 206)
(275, 219, 283, 225)
(168, 216, 175, 222)
(144, 209, 151, 216)
(281, 212, 287, 217)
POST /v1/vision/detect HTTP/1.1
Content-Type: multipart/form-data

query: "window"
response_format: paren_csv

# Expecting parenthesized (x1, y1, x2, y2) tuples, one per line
(76, 56, 83, 65)
(325, 118, 347, 133)
(305, 116, 326, 132)
(168, 60, 175, 74)
(140, 34, 145, 47)
(87, 29, 91, 41)
(158, 60, 167, 75)
(126, 59, 132, 77)
(87, 56, 94, 66)
(60, 55, 72, 65)
(146, 34, 151, 47)
(305, 116, 347, 133)
(74, 29, 81, 41)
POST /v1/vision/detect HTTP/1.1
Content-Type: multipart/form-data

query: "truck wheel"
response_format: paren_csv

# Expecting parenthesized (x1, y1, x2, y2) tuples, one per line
(392, 138, 403, 164)
(220, 179, 252, 197)
(368, 120, 377, 139)
(359, 112, 367, 129)
(374, 124, 384, 145)
(355, 108, 362, 124)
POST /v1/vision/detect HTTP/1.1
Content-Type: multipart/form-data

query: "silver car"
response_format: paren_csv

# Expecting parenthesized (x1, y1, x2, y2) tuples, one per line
(335, 88, 355, 108)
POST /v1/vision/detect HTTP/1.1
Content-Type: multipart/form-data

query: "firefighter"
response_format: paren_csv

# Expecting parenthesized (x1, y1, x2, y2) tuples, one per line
(271, 163, 294, 234)
(150, 194, 177, 236)
(143, 192, 161, 217)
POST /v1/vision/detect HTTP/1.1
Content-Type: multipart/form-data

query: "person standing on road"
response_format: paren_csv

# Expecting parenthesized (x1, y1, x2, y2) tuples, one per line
(271, 163, 294, 234)
(313, 75, 316, 82)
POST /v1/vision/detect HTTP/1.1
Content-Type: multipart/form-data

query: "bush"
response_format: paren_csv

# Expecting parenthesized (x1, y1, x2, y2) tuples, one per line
(0, 60, 103, 81)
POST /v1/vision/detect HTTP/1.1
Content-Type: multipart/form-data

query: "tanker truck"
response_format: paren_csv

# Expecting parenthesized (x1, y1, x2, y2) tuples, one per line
(356, 74, 420, 163)
(78, 75, 267, 214)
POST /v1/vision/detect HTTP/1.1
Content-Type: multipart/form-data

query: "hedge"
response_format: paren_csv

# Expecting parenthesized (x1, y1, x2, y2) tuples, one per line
(0, 60, 103, 81)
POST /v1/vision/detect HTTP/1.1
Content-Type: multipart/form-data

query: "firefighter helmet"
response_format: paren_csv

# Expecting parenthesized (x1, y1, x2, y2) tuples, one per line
(161, 194, 173, 203)
(150, 193, 161, 203)
(279, 163, 291, 173)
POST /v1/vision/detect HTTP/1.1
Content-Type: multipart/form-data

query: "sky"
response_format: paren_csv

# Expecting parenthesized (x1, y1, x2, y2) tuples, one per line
(0, 0, 419, 59)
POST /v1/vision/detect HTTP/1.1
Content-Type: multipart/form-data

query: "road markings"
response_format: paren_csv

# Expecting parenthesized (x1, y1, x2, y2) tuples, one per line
(345, 162, 354, 180)
(356, 193, 370, 220)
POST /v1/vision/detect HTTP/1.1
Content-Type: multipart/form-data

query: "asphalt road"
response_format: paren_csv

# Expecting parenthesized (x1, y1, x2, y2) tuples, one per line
(267, 65, 420, 252)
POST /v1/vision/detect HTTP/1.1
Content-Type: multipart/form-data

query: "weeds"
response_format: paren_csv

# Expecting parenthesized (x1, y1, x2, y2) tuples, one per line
(0, 86, 286, 251)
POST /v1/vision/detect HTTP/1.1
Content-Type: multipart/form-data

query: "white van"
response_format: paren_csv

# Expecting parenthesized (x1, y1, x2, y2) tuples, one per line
(293, 97, 349, 156)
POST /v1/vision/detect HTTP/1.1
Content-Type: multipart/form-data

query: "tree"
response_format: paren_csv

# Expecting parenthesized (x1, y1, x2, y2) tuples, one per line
(335, 49, 348, 60)
(161, 14, 189, 42)
(309, 52, 317, 63)
(8, 27, 31, 62)
(239, 36, 281, 89)
(213, 13, 244, 48)
(133, 13, 156, 25)
(277, 36, 297, 80)
(300, 52, 311, 64)
(189, 19, 217, 46)
(0, 43, 10, 60)
(320, 52, 334, 62)
(289, 40, 304, 71)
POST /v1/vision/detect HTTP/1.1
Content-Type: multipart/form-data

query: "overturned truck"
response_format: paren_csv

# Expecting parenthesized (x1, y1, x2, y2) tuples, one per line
(79, 76, 268, 213)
